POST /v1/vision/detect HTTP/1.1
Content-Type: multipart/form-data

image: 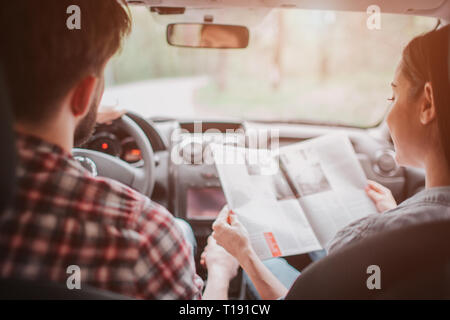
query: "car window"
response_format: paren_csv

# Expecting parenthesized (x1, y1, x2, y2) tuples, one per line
(103, 7, 437, 127)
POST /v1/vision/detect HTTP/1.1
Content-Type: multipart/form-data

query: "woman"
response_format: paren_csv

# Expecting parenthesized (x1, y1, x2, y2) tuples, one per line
(204, 25, 450, 300)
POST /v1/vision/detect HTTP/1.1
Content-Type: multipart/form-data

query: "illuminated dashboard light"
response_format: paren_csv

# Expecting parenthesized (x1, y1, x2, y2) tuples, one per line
(101, 143, 109, 150)
(131, 149, 141, 156)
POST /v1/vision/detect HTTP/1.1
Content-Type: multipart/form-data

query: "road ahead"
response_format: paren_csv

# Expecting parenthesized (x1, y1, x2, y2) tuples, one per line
(101, 76, 209, 119)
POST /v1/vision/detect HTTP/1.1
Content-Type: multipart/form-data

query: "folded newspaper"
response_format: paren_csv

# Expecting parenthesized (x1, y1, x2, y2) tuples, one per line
(212, 133, 378, 260)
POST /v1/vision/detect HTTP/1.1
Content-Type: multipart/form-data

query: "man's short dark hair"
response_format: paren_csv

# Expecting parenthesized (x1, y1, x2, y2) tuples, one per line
(0, 0, 131, 124)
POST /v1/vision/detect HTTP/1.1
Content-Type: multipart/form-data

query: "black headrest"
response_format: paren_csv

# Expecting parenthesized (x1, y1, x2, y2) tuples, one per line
(286, 220, 450, 299)
(0, 65, 16, 213)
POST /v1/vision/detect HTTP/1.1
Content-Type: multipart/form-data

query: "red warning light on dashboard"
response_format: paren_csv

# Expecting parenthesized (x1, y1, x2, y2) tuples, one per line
(101, 143, 109, 150)
(131, 149, 141, 156)
(264, 232, 282, 258)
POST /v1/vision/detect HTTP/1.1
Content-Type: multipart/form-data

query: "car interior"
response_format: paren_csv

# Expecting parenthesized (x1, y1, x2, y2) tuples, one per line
(1, 0, 450, 300)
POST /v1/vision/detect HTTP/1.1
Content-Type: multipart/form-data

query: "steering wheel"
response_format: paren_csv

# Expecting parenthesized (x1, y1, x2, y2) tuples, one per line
(73, 115, 156, 196)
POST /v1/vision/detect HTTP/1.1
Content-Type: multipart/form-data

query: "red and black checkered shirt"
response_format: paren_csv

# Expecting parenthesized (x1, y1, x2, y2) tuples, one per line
(0, 132, 203, 299)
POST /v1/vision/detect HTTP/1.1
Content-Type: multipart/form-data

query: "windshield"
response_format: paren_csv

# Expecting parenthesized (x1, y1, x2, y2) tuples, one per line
(103, 7, 437, 127)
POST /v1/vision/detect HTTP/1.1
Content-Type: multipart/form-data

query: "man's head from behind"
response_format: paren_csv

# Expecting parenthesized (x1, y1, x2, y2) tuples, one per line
(1, 0, 131, 148)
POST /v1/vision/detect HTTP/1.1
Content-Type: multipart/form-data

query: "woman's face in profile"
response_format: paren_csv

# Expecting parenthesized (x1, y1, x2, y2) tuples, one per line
(386, 62, 426, 168)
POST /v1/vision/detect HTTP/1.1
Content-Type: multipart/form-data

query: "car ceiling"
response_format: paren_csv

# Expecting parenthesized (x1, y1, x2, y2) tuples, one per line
(127, 0, 450, 21)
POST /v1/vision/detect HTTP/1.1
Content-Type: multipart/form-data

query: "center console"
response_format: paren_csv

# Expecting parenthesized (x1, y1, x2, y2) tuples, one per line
(169, 121, 244, 229)
(167, 121, 246, 291)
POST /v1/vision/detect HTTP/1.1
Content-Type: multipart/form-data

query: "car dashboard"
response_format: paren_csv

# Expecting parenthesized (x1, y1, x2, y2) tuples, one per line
(84, 122, 144, 166)
(85, 116, 427, 224)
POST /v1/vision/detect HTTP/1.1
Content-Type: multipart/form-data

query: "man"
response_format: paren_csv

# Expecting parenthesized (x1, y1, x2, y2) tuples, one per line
(0, 0, 237, 299)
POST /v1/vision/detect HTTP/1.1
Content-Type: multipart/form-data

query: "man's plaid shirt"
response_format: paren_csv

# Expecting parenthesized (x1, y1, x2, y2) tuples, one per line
(0, 132, 203, 299)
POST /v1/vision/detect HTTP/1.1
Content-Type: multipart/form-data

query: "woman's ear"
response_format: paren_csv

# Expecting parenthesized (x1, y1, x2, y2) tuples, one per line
(420, 82, 436, 125)
(70, 76, 98, 118)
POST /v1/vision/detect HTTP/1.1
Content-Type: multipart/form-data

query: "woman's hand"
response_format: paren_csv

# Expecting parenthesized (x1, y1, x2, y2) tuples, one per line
(365, 180, 397, 213)
(212, 206, 253, 264)
(200, 236, 239, 282)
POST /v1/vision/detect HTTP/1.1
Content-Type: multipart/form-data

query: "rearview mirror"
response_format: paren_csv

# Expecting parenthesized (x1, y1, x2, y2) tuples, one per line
(167, 23, 249, 49)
